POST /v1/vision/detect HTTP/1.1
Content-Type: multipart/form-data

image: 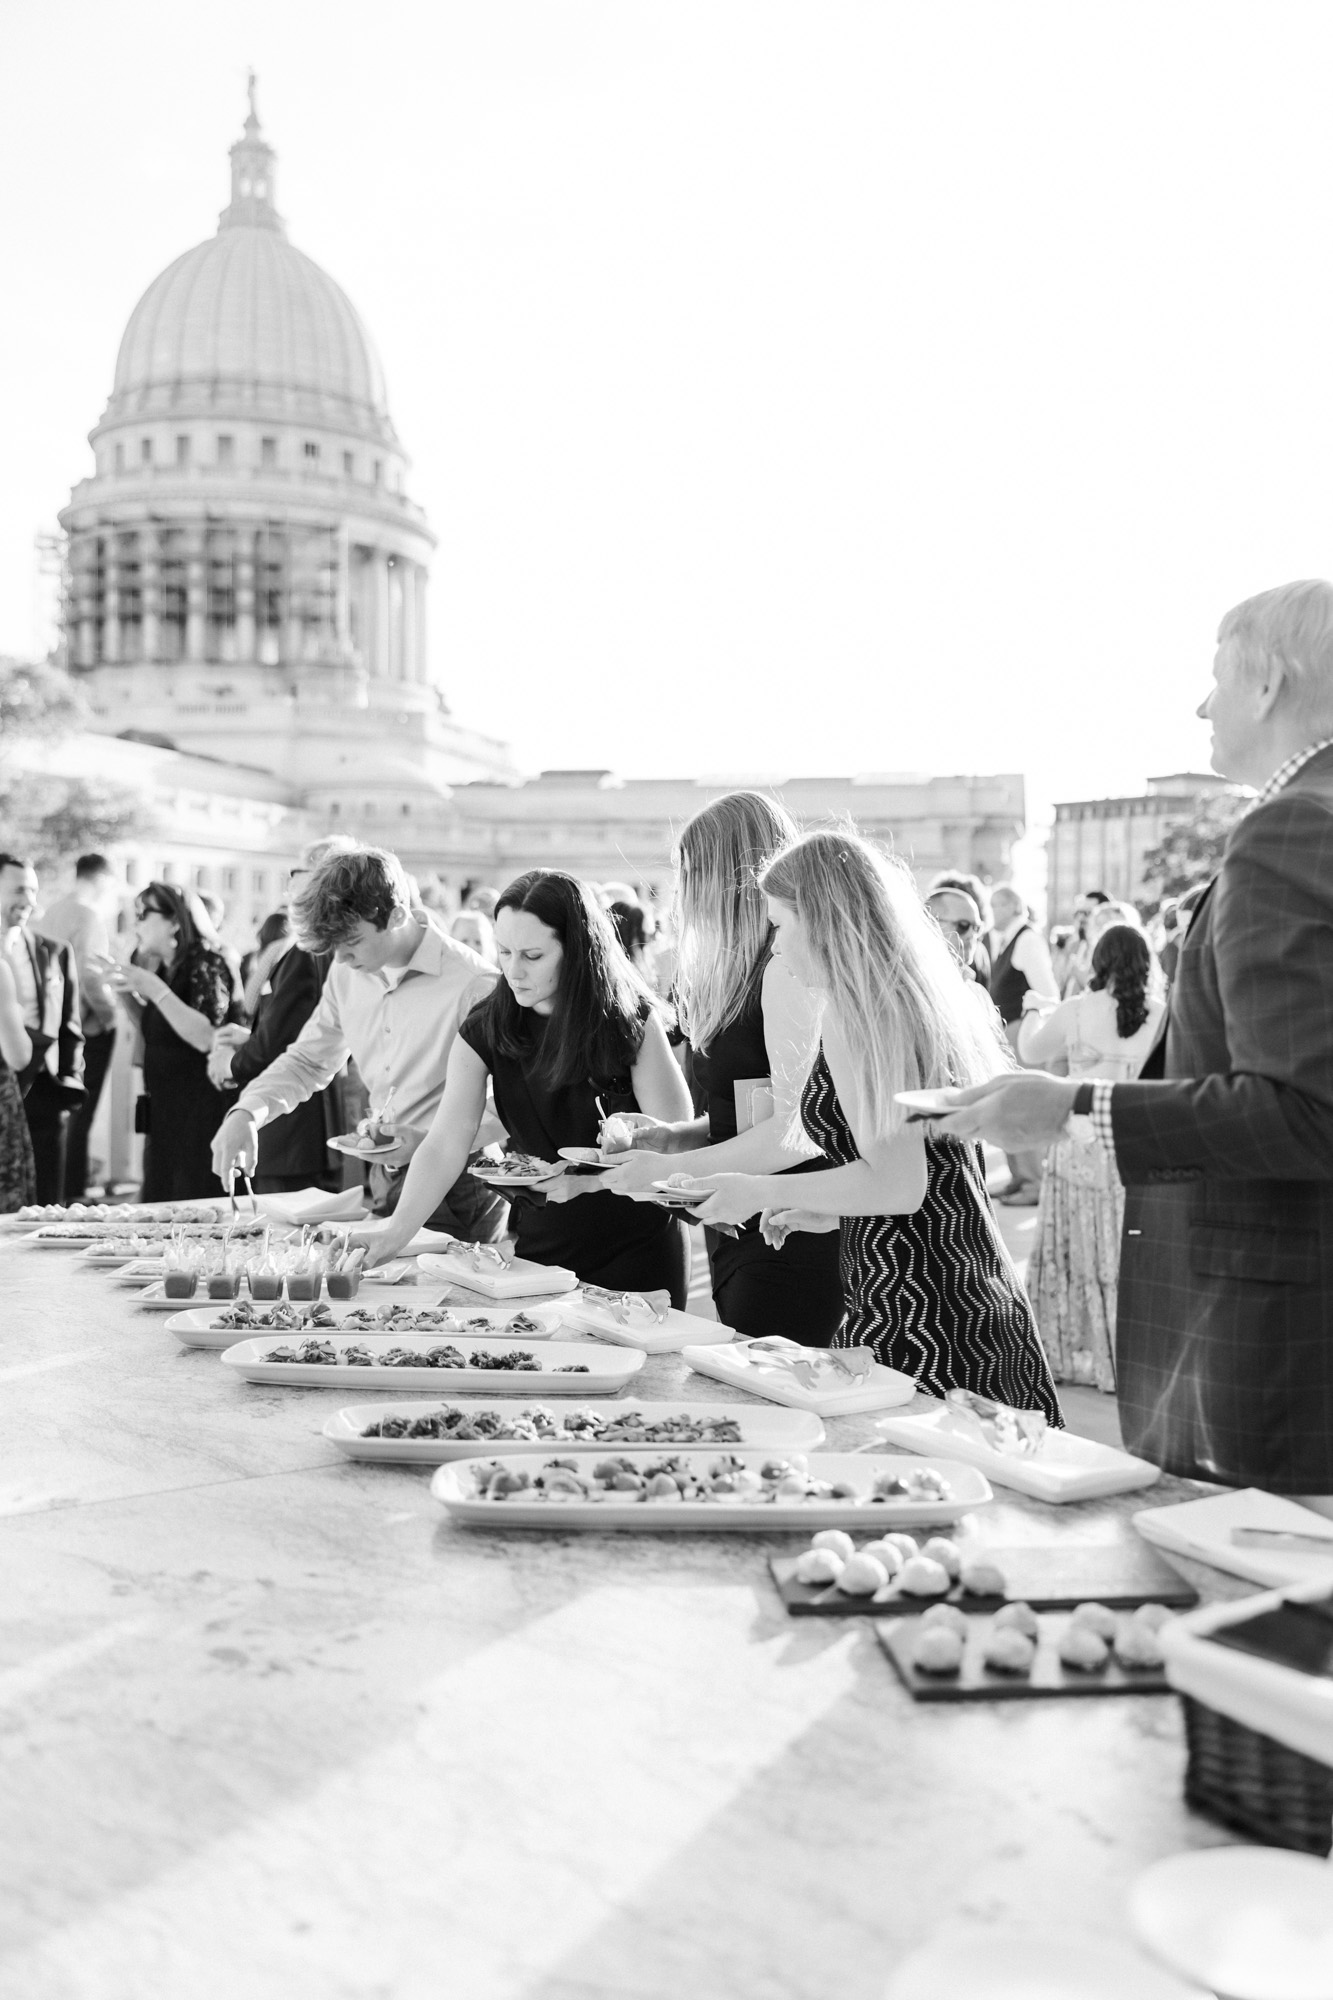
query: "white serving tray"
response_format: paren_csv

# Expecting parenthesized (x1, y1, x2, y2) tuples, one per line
(253, 1186, 367, 1225)
(1135, 1487, 1333, 1590)
(220, 1334, 645, 1394)
(558, 1294, 735, 1354)
(417, 1249, 579, 1299)
(683, 1337, 919, 1415)
(76, 1243, 152, 1268)
(325, 1399, 826, 1465)
(137, 1282, 211, 1311)
(875, 1399, 1162, 1503)
(431, 1449, 991, 1532)
(166, 1299, 557, 1351)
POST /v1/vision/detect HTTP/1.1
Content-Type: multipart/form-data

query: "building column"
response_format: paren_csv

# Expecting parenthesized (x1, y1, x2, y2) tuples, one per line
(398, 561, 415, 684)
(374, 552, 391, 679)
(236, 530, 256, 662)
(103, 544, 122, 665)
(75, 537, 97, 668)
(415, 565, 429, 683)
(140, 529, 160, 662)
(286, 530, 306, 663)
(185, 529, 207, 662)
(335, 525, 351, 654)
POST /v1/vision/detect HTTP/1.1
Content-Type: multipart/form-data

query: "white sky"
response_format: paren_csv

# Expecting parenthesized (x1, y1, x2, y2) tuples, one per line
(3, 0, 1331, 840)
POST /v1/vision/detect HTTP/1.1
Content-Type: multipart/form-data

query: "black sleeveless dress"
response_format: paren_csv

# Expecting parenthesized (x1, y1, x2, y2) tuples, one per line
(140, 946, 242, 1202)
(801, 1047, 1061, 1420)
(687, 978, 843, 1345)
(460, 1001, 690, 1307)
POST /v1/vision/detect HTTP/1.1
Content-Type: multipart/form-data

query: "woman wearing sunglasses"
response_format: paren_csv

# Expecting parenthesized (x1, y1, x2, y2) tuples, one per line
(101, 883, 242, 1199)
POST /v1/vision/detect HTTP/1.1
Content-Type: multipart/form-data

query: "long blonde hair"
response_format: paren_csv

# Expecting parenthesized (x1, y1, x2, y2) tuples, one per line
(674, 790, 798, 1051)
(760, 828, 1010, 1147)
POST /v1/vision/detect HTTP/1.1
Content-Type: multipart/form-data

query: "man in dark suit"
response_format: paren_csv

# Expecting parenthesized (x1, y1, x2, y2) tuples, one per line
(1, 854, 85, 1202)
(927, 581, 1333, 1498)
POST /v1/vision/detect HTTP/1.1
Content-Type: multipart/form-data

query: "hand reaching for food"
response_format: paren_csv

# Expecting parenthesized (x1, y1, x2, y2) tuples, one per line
(760, 1207, 840, 1249)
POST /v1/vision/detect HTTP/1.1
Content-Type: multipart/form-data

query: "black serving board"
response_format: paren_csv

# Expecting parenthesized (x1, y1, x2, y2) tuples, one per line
(877, 1612, 1173, 1702)
(770, 1542, 1196, 1619)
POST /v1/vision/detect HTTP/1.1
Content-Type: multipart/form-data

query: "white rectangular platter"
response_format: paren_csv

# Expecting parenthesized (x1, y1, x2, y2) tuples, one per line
(1134, 1488, 1333, 1589)
(220, 1334, 644, 1394)
(432, 1449, 991, 1532)
(558, 1295, 735, 1354)
(325, 1399, 826, 1465)
(875, 1401, 1162, 1503)
(167, 1300, 563, 1351)
(76, 1243, 152, 1268)
(417, 1250, 579, 1298)
(683, 1338, 919, 1415)
(137, 1282, 204, 1311)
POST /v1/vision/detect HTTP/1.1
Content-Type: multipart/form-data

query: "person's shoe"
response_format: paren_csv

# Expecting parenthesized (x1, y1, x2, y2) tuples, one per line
(998, 1185, 1040, 1207)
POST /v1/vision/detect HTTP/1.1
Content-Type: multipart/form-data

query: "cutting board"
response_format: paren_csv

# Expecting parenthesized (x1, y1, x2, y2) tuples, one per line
(770, 1539, 1197, 1618)
(877, 1612, 1174, 1702)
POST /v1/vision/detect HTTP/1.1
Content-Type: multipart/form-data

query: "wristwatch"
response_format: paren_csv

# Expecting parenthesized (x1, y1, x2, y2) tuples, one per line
(1066, 1081, 1096, 1145)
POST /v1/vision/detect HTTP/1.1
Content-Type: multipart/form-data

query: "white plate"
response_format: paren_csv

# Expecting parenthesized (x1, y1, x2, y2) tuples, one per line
(253, 1187, 368, 1226)
(557, 1148, 609, 1168)
(876, 1400, 1162, 1503)
(328, 1133, 400, 1159)
(1134, 1488, 1333, 1590)
(137, 1282, 210, 1311)
(117, 1258, 167, 1285)
(886, 1927, 1200, 2000)
(559, 1294, 735, 1354)
(166, 1300, 562, 1351)
(432, 1449, 991, 1532)
(325, 1399, 826, 1464)
(684, 1338, 920, 1415)
(894, 1089, 954, 1117)
(470, 1160, 567, 1188)
(220, 1334, 645, 1394)
(76, 1243, 152, 1268)
(417, 1250, 579, 1299)
(1128, 1847, 1333, 2000)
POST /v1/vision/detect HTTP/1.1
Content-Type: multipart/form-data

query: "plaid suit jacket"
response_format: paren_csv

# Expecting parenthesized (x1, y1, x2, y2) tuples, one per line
(1114, 742, 1333, 1490)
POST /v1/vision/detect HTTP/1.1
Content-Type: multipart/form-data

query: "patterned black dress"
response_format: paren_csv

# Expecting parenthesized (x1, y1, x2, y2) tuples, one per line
(0, 1055, 35, 1211)
(802, 1048, 1062, 1422)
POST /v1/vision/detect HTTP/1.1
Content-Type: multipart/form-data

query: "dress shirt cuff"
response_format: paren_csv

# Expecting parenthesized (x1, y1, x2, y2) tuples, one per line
(1088, 1081, 1116, 1155)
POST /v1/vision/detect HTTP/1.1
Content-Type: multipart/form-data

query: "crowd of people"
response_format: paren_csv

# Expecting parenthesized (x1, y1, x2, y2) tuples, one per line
(8, 578, 1333, 1500)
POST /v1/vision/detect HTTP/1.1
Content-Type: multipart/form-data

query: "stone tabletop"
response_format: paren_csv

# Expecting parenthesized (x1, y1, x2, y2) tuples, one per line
(0, 1235, 1240, 2000)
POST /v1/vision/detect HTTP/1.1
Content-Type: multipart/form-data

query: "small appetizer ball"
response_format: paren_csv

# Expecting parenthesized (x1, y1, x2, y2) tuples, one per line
(920, 1536, 962, 1580)
(912, 1625, 964, 1675)
(983, 1626, 1035, 1675)
(838, 1553, 889, 1596)
(992, 1600, 1038, 1638)
(858, 1540, 905, 1579)
(794, 1547, 845, 1585)
(879, 1533, 920, 1561)
(1069, 1601, 1117, 1642)
(959, 1559, 1007, 1598)
(811, 1529, 856, 1562)
(1130, 1602, 1172, 1634)
(921, 1602, 969, 1636)
(898, 1555, 952, 1597)
(1058, 1624, 1110, 1672)
(1112, 1621, 1164, 1670)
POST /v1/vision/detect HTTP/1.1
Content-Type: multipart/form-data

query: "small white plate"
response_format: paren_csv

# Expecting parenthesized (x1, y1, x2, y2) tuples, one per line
(557, 1147, 608, 1167)
(876, 1401, 1162, 1503)
(328, 1133, 400, 1159)
(325, 1399, 826, 1464)
(560, 1294, 735, 1354)
(76, 1244, 151, 1268)
(1129, 1847, 1333, 2000)
(220, 1334, 644, 1394)
(432, 1449, 990, 1532)
(417, 1250, 579, 1299)
(470, 1160, 567, 1188)
(166, 1299, 560, 1351)
(136, 1282, 208, 1311)
(894, 1089, 955, 1118)
(648, 1180, 710, 1206)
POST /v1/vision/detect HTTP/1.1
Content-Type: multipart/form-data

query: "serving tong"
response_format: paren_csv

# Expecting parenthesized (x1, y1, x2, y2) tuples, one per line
(743, 1338, 878, 1393)
(577, 1283, 670, 1326)
(226, 1168, 259, 1222)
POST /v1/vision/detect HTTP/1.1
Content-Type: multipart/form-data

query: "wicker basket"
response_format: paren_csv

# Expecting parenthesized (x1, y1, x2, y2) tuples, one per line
(1183, 1694, 1333, 1855)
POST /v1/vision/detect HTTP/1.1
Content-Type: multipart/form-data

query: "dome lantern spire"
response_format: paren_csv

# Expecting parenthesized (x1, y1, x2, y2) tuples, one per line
(219, 73, 283, 234)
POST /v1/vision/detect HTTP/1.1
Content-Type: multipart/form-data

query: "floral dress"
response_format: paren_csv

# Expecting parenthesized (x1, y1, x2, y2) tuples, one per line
(0, 1053, 35, 1210)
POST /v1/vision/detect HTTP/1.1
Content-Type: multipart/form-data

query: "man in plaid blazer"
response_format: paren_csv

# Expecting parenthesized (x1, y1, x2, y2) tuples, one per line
(928, 580, 1333, 1495)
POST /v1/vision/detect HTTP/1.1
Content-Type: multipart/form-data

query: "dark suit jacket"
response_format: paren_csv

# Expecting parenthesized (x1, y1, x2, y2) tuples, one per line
(229, 945, 340, 1181)
(16, 930, 85, 1102)
(1114, 742, 1333, 1491)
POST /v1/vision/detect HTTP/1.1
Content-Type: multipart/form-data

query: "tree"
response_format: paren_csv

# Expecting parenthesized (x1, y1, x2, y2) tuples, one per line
(1140, 789, 1249, 909)
(0, 656, 158, 871)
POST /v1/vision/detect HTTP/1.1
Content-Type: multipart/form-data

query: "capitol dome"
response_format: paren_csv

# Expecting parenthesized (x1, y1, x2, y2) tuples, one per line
(99, 86, 396, 448)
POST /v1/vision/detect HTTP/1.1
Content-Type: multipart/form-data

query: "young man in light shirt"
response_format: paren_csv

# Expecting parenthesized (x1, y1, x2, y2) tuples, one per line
(212, 845, 505, 1241)
(38, 852, 120, 1199)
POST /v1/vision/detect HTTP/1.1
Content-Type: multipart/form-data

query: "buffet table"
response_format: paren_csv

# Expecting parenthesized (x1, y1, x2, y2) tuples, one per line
(0, 1235, 1242, 2000)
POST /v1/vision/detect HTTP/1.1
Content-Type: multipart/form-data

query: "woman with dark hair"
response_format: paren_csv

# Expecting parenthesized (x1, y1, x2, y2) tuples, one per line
(101, 882, 242, 1200)
(1016, 923, 1166, 1390)
(363, 870, 695, 1302)
(598, 790, 844, 1343)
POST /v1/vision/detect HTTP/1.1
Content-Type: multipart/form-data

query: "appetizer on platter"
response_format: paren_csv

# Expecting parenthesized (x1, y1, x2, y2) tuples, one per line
(359, 1405, 747, 1443)
(465, 1453, 955, 1508)
(261, 1339, 587, 1372)
(942, 1386, 1049, 1458)
(338, 1305, 548, 1335)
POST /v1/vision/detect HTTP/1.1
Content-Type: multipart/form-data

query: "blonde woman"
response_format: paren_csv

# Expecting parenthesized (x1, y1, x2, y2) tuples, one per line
(598, 792, 843, 1342)
(689, 829, 1061, 1417)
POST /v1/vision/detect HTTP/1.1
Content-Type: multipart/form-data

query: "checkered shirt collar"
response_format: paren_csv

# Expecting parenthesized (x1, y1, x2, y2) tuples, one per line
(1254, 737, 1333, 809)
